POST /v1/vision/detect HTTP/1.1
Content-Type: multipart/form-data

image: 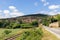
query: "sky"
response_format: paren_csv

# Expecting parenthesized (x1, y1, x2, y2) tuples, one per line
(0, 0, 60, 18)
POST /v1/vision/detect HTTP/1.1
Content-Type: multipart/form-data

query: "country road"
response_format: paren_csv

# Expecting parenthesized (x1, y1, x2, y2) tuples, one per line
(43, 26, 60, 38)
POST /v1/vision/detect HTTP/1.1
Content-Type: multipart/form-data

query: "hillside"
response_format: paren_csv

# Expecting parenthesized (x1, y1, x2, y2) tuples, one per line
(0, 13, 49, 21)
(0, 13, 50, 28)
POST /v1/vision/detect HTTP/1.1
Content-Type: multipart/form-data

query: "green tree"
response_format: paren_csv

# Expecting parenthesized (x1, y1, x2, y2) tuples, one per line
(31, 20, 38, 27)
(42, 18, 50, 26)
(55, 14, 60, 27)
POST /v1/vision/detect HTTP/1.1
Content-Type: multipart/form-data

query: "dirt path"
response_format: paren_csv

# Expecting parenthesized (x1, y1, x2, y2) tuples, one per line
(5, 30, 23, 40)
(4, 29, 34, 40)
(5, 33, 22, 40)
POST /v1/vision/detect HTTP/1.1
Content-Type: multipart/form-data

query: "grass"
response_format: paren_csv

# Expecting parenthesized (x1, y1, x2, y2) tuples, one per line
(15, 28, 43, 40)
(0, 28, 23, 40)
(42, 27, 60, 40)
(0, 25, 60, 40)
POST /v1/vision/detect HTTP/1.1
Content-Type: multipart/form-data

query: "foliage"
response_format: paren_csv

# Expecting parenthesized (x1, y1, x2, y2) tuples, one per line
(6, 22, 14, 29)
(50, 17, 57, 23)
(55, 14, 60, 20)
(0, 20, 38, 29)
(0, 22, 3, 28)
(55, 14, 60, 27)
(0, 14, 49, 28)
(42, 16, 58, 26)
(4, 30, 12, 35)
(31, 20, 38, 27)
(12, 22, 21, 29)
(0, 29, 21, 40)
(20, 24, 33, 28)
(19, 28, 43, 40)
(42, 18, 50, 26)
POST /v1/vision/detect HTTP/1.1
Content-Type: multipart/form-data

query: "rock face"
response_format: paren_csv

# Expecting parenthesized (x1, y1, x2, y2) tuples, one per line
(49, 22, 59, 28)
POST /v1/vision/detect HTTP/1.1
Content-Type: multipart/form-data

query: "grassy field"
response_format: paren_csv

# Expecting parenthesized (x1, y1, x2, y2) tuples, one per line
(42, 28, 60, 40)
(0, 29, 23, 40)
(0, 28, 43, 40)
(15, 26, 60, 40)
(0, 26, 60, 40)
(15, 28, 43, 40)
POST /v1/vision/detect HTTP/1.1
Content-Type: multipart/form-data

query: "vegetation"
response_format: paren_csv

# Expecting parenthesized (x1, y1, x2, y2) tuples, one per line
(42, 15, 59, 26)
(42, 28, 60, 40)
(0, 14, 60, 40)
(0, 20, 39, 29)
(42, 18, 50, 26)
(0, 29, 22, 40)
(31, 20, 38, 27)
(16, 27, 43, 40)
(55, 14, 60, 27)
(0, 14, 49, 28)
(1, 14, 60, 28)
(4, 30, 12, 35)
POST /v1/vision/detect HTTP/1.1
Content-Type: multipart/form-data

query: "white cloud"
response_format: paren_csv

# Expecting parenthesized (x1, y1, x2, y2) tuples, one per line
(13, 9, 18, 12)
(9, 6, 16, 10)
(48, 11, 60, 15)
(9, 6, 19, 12)
(38, 10, 60, 15)
(0, 15, 4, 19)
(41, 0, 46, 2)
(34, 2, 38, 6)
(47, 11, 60, 15)
(3, 10, 10, 18)
(10, 12, 24, 17)
(3, 10, 10, 14)
(9, 6, 24, 17)
(0, 10, 2, 13)
(41, 0, 49, 6)
(48, 12, 57, 15)
(3, 10, 10, 16)
(0, 6, 24, 18)
(0, 12, 10, 19)
(49, 5, 60, 10)
(44, 2, 49, 6)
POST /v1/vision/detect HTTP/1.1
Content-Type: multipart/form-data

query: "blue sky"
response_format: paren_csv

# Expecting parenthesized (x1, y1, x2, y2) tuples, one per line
(0, 0, 60, 18)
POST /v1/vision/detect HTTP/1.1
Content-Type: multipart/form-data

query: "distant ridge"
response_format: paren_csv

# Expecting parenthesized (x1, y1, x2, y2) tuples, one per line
(0, 13, 49, 20)
(21, 13, 49, 17)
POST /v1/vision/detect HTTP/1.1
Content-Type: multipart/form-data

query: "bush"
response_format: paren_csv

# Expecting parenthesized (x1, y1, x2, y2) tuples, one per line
(19, 28, 43, 40)
(42, 18, 50, 26)
(13, 24, 21, 29)
(20, 24, 33, 28)
(51, 17, 58, 23)
(7, 22, 21, 29)
(43, 21, 50, 26)
(31, 21, 38, 27)
(4, 30, 12, 35)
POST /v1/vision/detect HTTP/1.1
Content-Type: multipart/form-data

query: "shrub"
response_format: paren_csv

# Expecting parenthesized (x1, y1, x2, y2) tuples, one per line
(4, 30, 12, 35)
(19, 28, 43, 40)
(13, 24, 21, 29)
(20, 24, 33, 28)
(51, 17, 58, 23)
(42, 18, 50, 26)
(31, 21, 38, 27)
